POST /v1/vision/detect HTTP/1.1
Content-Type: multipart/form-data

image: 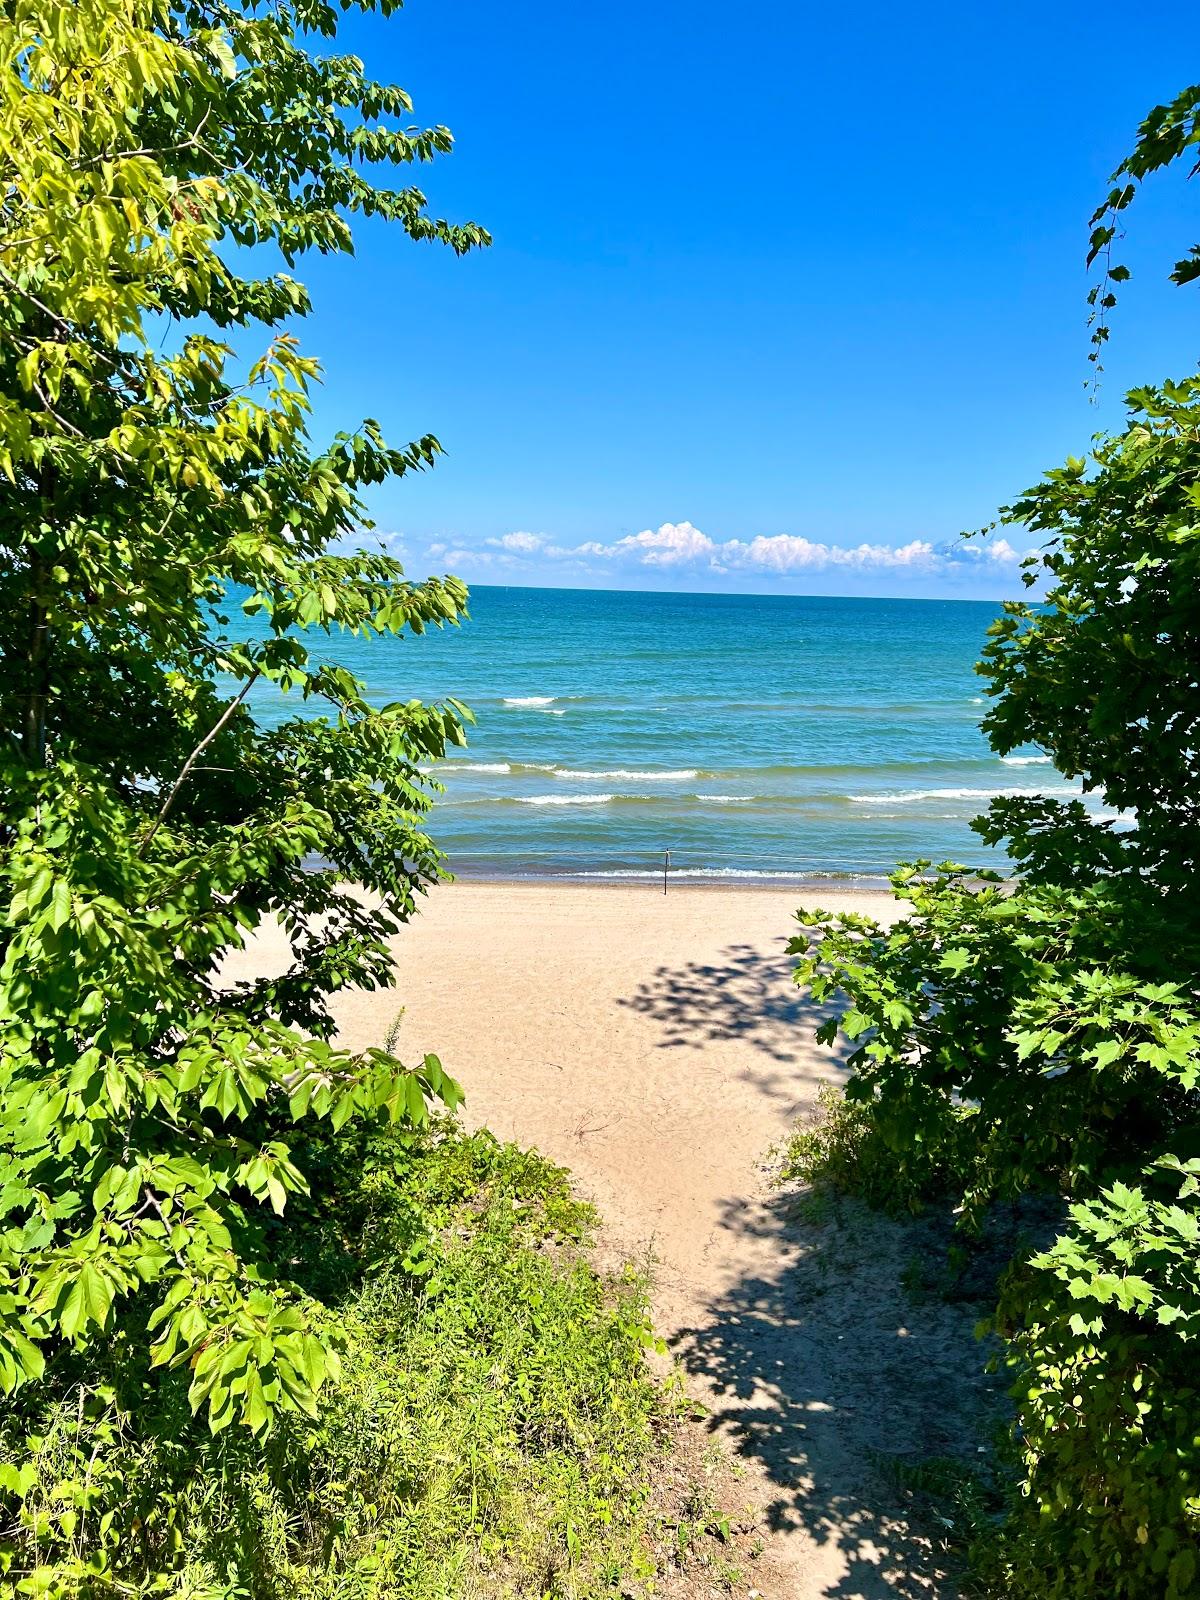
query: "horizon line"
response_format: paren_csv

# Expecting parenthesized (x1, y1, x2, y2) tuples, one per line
(453, 578, 1013, 606)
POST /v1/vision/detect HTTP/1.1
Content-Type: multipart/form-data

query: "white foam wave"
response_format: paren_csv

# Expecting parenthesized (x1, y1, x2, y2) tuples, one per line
(503, 695, 556, 707)
(851, 785, 1080, 804)
(517, 793, 617, 807)
(539, 708, 566, 716)
(696, 794, 754, 804)
(555, 767, 699, 782)
(441, 762, 512, 774)
(1001, 755, 1052, 766)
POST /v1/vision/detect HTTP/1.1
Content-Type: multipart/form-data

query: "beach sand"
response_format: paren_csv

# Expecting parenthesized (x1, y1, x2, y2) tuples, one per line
(232, 882, 993, 1598)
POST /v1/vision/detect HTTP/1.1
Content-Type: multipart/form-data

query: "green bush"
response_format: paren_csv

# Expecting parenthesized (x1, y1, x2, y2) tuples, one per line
(0, 1123, 666, 1598)
(778, 1080, 971, 1215)
(0, 13, 672, 1599)
(987, 1175, 1200, 1599)
(795, 869, 1200, 1599)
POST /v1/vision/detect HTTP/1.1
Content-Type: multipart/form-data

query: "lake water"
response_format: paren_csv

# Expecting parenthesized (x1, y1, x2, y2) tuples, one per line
(249, 585, 1092, 885)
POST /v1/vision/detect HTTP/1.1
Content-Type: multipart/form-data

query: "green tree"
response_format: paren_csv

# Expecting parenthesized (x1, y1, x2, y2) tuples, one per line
(792, 97, 1200, 1598)
(0, 0, 486, 1450)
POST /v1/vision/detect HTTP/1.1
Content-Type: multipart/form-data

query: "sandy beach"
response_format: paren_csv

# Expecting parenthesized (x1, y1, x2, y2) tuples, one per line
(232, 881, 993, 1598)
(330, 882, 897, 1329)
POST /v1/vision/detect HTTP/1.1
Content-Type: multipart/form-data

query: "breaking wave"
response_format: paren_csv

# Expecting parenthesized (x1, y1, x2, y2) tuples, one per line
(517, 793, 618, 807)
(850, 785, 1080, 804)
(554, 767, 700, 782)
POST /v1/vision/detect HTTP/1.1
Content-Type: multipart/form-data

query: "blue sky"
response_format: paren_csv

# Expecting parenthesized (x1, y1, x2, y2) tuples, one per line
(299, 0, 1200, 598)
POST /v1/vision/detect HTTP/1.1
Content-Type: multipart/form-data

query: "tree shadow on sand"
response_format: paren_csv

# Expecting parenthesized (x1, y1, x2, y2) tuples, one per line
(618, 936, 832, 1066)
(620, 933, 1005, 1594)
(617, 937, 848, 1120)
(673, 1187, 1005, 1599)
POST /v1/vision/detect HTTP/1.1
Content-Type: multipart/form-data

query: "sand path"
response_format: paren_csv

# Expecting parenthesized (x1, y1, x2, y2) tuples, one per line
(244, 883, 992, 1598)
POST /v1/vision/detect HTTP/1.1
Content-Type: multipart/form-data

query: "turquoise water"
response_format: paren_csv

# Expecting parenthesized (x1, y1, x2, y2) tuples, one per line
(249, 585, 1092, 885)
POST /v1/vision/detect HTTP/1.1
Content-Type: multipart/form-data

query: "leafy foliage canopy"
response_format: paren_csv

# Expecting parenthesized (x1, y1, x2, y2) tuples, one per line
(0, 0, 487, 1457)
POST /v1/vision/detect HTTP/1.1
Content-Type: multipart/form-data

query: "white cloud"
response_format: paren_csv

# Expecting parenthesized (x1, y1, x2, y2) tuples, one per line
(428, 522, 1026, 582)
(330, 526, 407, 558)
(365, 528, 406, 554)
(956, 536, 1022, 565)
(722, 534, 939, 573)
(487, 530, 544, 553)
(607, 521, 717, 567)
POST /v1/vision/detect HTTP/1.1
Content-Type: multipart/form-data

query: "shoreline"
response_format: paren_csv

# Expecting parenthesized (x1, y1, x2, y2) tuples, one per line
(439, 871, 899, 895)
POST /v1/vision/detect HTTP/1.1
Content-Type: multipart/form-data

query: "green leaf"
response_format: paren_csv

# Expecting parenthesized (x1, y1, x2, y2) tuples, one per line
(59, 1262, 115, 1338)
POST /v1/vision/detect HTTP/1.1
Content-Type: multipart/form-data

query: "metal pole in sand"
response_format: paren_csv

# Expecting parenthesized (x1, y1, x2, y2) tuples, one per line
(663, 848, 670, 895)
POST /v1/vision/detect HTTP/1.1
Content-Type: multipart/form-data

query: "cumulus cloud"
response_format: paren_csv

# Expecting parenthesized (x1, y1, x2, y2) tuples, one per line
(429, 521, 1025, 582)
(721, 534, 938, 573)
(487, 530, 544, 553)
(592, 520, 718, 567)
(956, 536, 1022, 565)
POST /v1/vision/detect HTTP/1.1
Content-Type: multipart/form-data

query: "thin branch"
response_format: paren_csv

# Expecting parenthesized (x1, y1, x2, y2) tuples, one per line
(28, 376, 86, 437)
(139, 670, 260, 855)
(66, 126, 214, 170)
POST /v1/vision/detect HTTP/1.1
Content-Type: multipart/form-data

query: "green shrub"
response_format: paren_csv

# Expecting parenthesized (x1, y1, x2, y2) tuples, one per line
(777, 1080, 971, 1215)
(985, 1173, 1200, 1599)
(0, 1124, 666, 1598)
(795, 873, 1200, 1600)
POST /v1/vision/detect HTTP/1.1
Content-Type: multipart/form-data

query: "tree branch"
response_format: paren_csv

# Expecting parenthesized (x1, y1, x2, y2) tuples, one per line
(139, 671, 260, 855)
